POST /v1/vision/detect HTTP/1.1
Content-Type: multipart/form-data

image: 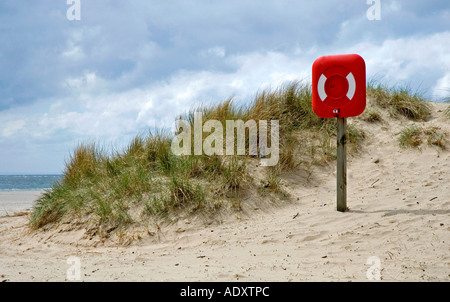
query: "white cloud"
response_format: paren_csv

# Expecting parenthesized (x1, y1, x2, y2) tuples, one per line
(2, 120, 25, 137)
(62, 45, 84, 60)
(64, 72, 101, 89)
(201, 46, 226, 58)
(339, 32, 450, 98)
(433, 73, 450, 100)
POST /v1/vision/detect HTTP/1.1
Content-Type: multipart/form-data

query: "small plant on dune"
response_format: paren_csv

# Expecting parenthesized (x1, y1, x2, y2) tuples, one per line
(259, 167, 284, 195)
(398, 125, 424, 148)
(168, 176, 206, 210)
(221, 156, 249, 191)
(398, 125, 448, 150)
(361, 107, 383, 123)
(424, 126, 448, 150)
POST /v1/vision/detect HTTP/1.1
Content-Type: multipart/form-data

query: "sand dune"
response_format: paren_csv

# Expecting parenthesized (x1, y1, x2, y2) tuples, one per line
(0, 102, 448, 282)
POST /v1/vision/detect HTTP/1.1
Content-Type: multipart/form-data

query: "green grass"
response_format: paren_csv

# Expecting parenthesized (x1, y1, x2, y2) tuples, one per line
(221, 156, 250, 191)
(35, 81, 434, 235)
(398, 125, 423, 148)
(360, 107, 383, 123)
(367, 82, 431, 121)
(398, 125, 448, 150)
(424, 126, 448, 149)
(259, 167, 285, 195)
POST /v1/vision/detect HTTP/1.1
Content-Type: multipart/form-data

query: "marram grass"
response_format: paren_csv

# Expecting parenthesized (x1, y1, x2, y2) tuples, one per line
(31, 80, 433, 234)
(367, 81, 431, 121)
(398, 125, 448, 150)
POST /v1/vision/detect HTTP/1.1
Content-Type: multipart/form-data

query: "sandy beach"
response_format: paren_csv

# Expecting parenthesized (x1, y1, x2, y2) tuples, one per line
(0, 103, 449, 282)
(0, 191, 43, 216)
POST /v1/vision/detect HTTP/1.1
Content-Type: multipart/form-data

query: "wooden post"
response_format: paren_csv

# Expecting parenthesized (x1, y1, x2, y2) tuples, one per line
(337, 117, 347, 212)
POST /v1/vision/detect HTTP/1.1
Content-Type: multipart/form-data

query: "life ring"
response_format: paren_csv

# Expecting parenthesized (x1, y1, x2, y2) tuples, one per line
(317, 66, 356, 107)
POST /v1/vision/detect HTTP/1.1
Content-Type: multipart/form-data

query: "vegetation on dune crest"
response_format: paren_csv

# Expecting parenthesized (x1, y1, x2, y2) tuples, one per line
(30, 80, 440, 236)
(367, 82, 431, 121)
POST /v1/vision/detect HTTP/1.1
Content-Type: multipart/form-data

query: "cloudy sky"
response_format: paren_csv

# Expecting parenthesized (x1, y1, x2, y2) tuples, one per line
(0, 0, 449, 174)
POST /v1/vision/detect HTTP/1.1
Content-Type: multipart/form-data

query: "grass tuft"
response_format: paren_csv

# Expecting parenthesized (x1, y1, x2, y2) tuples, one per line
(398, 125, 447, 150)
(424, 126, 448, 149)
(221, 156, 249, 191)
(168, 176, 206, 210)
(63, 143, 103, 188)
(398, 125, 423, 148)
(367, 82, 431, 121)
(361, 107, 383, 123)
(259, 167, 284, 195)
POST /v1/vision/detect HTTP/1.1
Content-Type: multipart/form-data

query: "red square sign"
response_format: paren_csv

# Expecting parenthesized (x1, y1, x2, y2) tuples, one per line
(312, 54, 366, 118)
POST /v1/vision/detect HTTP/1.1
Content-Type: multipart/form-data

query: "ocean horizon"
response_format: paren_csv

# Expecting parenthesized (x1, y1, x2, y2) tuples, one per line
(0, 175, 62, 192)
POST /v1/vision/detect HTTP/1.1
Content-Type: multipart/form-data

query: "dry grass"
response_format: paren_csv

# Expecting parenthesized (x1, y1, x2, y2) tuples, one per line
(424, 126, 448, 149)
(259, 167, 285, 195)
(398, 125, 448, 150)
(398, 125, 423, 148)
(361, 107, 383, 123)
(367, 82, 431, 121)
(0, 211, 29, 218)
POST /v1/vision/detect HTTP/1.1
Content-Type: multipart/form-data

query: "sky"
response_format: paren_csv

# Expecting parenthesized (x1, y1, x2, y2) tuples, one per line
(0, 0, 449, 174)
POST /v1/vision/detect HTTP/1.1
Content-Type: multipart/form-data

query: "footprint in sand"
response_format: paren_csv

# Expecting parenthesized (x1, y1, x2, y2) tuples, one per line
(302, 231, 329, 242)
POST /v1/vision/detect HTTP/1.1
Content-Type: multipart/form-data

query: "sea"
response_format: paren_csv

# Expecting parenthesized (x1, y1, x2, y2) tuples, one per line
(0, 175, 62, 191)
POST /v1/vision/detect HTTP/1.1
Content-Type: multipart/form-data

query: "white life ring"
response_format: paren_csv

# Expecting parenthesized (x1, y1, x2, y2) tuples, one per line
(318, 72, 356, 102)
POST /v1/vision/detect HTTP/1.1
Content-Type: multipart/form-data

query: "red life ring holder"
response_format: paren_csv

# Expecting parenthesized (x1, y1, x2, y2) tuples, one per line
(312, 54, 366, 118)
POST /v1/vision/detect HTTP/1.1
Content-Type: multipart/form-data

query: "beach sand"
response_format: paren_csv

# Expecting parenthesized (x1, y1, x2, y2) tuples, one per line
(0, 103, 449, 282)
(0, 191, 43, 216)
